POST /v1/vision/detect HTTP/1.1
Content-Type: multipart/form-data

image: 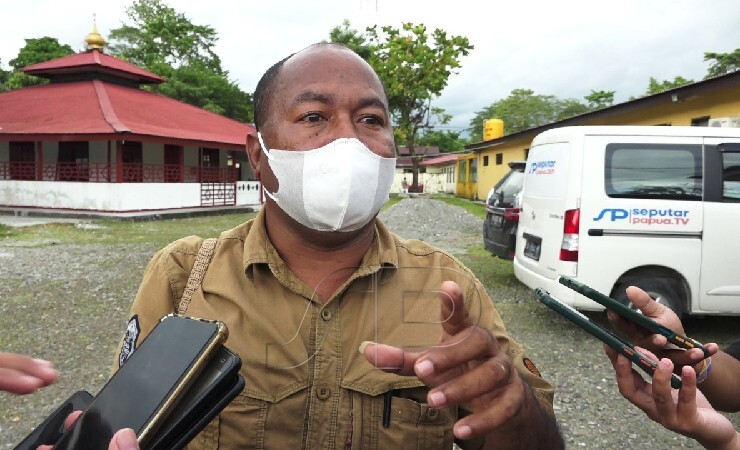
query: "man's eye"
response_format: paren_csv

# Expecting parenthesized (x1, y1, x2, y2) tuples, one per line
(360, 115, 383, 126)
(302, 113, 324, 123)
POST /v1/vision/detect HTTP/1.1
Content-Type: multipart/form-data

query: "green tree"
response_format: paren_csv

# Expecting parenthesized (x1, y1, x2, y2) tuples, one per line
(416, 130, 468, 153)
(109, 0, 222, 72)
(328, 20, 372, 60)
(584, 90, 615, 109)
(0, 60, 8, 91)
(364, 23, 473, 189)
(704, 49, 740, 78)
(468, 89, 589, 142)
(5, 37, 74, 89)
(109, 0, 252, 122)
(645, 76, 694, 95)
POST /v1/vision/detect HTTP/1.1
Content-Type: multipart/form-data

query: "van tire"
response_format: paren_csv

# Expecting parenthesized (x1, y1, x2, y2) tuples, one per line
(613, 278, 684, 317)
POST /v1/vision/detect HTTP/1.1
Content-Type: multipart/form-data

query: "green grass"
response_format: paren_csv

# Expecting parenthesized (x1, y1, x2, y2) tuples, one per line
(0, 223, 16, 238)
(458, 245, 522, 290)
(382, 195, 403, 211)
(430, 194, 486, 219)
(0, 213, 257, 248)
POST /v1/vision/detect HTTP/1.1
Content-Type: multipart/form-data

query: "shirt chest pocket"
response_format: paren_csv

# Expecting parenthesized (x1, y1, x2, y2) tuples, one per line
(187, 387, 310, 450)
(349, 388, 456, 450)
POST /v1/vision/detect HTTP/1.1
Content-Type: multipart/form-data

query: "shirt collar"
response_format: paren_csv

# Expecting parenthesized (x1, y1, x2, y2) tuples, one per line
(242, 209, 398, 283)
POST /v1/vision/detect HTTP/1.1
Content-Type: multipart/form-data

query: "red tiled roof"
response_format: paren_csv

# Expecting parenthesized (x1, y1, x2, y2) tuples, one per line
(0, 80, 253, 148)
(22, 50, 164, 84)
(420, 154, 459, 166)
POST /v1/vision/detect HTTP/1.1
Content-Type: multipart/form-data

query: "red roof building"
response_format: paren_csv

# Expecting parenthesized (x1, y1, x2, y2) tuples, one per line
(0, 25, 258, 212)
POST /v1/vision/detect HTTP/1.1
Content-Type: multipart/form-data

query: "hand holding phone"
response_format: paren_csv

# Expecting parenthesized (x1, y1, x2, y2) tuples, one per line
(52, 315, 228, 450)
(535, 288, 683, 389)
(13, 391, 93, 450)
(558, 276, 708, 357)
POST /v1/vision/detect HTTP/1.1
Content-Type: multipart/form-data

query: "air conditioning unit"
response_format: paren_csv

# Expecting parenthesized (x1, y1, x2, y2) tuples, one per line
(708, 117, 740, 128)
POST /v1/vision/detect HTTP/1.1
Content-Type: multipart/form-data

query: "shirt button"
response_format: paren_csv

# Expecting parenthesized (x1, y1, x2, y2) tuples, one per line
(316, 385, 331, 400)
(320, 309, 332, 321)
(425, 408, 439, 420)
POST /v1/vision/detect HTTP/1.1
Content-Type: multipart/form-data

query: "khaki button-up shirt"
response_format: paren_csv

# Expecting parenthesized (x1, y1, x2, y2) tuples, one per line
(115, 209, 554, 449)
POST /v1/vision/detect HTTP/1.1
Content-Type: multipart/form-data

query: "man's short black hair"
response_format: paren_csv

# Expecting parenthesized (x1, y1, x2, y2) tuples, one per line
(252, 53, 293, 132)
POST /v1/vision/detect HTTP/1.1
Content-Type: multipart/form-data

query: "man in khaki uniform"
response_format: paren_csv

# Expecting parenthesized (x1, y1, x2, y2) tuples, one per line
(115, 43, 564, 449)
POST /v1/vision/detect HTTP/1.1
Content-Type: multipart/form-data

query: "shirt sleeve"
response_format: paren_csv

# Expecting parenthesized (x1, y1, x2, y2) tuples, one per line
(111, 236, 204, 373)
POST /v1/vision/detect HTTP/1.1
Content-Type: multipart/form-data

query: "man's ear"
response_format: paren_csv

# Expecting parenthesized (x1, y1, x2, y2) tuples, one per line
(246, 132, 262, 178)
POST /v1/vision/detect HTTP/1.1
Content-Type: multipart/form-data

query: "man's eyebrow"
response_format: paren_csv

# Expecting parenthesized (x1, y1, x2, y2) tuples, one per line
(292, 90, 334, 105)
(357, 97, 388, 113)
(291, 91, 387, 113)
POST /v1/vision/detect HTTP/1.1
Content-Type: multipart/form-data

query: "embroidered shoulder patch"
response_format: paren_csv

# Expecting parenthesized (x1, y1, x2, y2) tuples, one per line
(522, 357, 542, 378)
(119, 315, 140, 367)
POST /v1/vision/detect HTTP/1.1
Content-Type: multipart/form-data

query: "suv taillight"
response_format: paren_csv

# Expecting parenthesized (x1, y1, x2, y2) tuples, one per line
(560, 208, 580, 261)
(504, 208, 520, 222)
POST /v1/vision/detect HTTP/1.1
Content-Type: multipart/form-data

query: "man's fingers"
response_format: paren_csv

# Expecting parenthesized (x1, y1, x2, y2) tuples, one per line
(0, 354, 59, 394)
(361, 342, 421, 376)
(414, 327, 496, 382)
(447, 371, 524, 440)
(0, 368, 47, 395)
(64, 410, 83, 430)
(650, 358, 676, 418)
(109, 428, 139, 450)
(439, 281, 473, 337)
(426, 356, 511, 409)
(675, 365, 699, 419)
(624, 286, 657, 312)
(610, 353, 655, 413)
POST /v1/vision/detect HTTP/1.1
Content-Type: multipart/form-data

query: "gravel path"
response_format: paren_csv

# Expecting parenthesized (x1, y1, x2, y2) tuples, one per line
(1, 197, 738, 448)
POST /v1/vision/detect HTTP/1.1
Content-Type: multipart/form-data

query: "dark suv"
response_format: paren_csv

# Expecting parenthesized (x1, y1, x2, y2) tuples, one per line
(483, 161, 526, 260)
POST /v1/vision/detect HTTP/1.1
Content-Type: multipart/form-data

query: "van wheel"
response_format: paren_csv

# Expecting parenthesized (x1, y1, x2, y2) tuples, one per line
(613, 278, 684, 317)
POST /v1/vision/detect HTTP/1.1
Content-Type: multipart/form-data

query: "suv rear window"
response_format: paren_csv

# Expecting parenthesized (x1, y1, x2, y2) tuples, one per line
(605, 144, 702, 201)
(490, 167, 524, 206)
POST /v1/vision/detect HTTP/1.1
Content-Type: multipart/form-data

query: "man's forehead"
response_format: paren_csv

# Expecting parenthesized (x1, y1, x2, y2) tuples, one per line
(278, 46, 380, 87)
(273, 47, 387, 107)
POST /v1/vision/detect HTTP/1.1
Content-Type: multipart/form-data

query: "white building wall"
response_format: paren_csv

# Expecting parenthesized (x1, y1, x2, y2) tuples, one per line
(391, 165, 456, 194)
(236, 181, 261, 206)
(0, 181, 201, 211)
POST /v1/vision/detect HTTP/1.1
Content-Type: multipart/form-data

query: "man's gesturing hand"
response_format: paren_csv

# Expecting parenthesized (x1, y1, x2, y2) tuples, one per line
(361, 281, 531, 441)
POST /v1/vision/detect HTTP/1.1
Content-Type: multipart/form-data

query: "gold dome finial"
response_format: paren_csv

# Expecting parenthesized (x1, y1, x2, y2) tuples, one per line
(85, 13, 106, 50)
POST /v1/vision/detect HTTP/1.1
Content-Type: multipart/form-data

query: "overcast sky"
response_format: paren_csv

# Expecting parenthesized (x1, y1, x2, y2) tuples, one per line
(2, 0, 739, 134)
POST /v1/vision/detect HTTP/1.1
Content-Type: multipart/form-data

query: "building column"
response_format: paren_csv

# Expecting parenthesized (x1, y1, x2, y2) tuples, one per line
(36, 141, 43, 181)
(107, 141, 112, 182)
(116, 140, 123, 183)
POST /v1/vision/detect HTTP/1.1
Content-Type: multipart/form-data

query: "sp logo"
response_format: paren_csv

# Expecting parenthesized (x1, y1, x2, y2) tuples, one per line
(593, 208, 628, 222)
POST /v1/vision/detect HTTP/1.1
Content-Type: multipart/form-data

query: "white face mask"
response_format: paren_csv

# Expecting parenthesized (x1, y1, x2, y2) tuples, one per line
(258, 132, 396, 232)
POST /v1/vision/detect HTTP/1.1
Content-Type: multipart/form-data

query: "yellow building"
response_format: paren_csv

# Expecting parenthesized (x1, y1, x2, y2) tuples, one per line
(461, 70, 740, 200)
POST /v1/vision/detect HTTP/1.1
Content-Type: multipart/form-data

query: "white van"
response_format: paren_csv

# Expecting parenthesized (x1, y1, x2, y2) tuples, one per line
(513, 126, 740, 315)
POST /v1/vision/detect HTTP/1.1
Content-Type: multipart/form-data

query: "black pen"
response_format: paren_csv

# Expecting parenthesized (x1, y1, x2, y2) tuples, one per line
(382, 390, 392, 428)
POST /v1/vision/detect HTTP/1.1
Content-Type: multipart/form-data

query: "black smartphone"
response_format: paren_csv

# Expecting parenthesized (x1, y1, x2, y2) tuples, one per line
(558, 276, 708, 357)
(535, 288, 682, 389)
(148, 346, 244, 450)
(53, 314, 228, 450)
(13, 391, 93, 450)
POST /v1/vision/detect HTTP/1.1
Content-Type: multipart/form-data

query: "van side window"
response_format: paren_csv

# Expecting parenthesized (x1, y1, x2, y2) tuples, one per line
(723, 152, 740, 201)
(605, 144, 702, 201)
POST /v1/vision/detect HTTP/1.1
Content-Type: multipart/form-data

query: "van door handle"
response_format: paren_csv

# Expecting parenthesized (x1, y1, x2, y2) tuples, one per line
(588, 229, 604, 237)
